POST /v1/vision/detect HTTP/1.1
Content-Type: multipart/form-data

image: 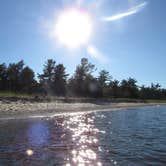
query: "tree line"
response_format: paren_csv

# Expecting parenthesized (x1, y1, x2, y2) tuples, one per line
(0, 58, 166, 99)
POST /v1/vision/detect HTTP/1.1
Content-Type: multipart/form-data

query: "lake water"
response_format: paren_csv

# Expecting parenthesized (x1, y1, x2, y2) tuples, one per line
(0, 106, 166, 166)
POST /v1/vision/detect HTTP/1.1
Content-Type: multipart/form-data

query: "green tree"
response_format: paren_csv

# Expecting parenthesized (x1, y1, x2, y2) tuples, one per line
(141, 83, 162, 99)
(98, 70, 111, 88)
(120, 78, 138, 98)
(120, 79, 129, 98)
(70, 58, 96, 96)
(98, 70, 111, 96)
(0, 63, 7, 91)
(7, 60, 24, 91)
(38, 59, 56, 94)
(20, 66, 37, 93)
(53, 64, 68, 96)
(109, 79, 120, 98)
(127, 78, 139, 98)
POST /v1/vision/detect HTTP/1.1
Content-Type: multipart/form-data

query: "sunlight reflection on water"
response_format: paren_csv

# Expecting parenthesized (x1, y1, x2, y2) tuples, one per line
(63, 114, 102, 165)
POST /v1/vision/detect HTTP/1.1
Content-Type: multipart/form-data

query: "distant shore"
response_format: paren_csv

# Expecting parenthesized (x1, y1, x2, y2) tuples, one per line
(0, 97, 166, 119)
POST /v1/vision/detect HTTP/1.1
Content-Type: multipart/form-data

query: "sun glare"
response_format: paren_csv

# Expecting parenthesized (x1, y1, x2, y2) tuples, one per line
(55, 9, 92, 48)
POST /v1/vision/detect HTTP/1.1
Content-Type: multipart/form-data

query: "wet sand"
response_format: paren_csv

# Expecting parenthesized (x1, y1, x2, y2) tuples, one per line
(0, 100, 165, 119)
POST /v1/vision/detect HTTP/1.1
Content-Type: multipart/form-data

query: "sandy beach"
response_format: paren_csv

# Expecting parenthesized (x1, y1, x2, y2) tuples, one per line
(0, 99, 165, 119)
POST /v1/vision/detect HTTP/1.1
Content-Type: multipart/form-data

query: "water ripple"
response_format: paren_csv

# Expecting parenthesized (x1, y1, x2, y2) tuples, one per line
(0, 106, 166, 165)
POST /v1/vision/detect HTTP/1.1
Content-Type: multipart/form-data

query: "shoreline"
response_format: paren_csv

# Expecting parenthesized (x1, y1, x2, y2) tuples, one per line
(0, 100, 166, 120)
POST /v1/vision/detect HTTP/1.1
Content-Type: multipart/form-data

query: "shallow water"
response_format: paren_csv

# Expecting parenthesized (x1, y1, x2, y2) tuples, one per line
(0, 106, 166, 166)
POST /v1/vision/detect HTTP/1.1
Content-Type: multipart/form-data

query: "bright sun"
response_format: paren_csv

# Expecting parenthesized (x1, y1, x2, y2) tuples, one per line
(55, 8, 92, 48)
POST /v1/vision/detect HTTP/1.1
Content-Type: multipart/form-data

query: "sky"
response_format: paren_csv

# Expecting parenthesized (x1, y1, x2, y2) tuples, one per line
(0, 0, 166, 87)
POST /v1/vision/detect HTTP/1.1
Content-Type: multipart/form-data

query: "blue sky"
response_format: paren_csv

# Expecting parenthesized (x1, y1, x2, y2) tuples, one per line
(0, 0, 166, 87)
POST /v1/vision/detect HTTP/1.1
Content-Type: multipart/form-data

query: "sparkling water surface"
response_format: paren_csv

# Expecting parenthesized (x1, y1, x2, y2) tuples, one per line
(0, 106, 166, 166)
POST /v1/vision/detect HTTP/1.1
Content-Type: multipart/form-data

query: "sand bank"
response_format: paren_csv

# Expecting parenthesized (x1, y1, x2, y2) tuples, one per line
(0, 100, 166, 119)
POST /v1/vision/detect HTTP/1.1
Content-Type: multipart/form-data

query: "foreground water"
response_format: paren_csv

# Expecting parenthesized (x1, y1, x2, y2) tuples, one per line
(0, 106, 166, 166)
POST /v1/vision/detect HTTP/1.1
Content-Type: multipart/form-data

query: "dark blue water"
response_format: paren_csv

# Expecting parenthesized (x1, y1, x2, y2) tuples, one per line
(0, 106, 166, 166)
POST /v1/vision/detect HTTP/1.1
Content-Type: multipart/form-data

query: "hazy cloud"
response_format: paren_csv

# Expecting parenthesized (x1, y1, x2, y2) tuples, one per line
(101, 1, 147, 22)
(87, 45, 108, 63)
